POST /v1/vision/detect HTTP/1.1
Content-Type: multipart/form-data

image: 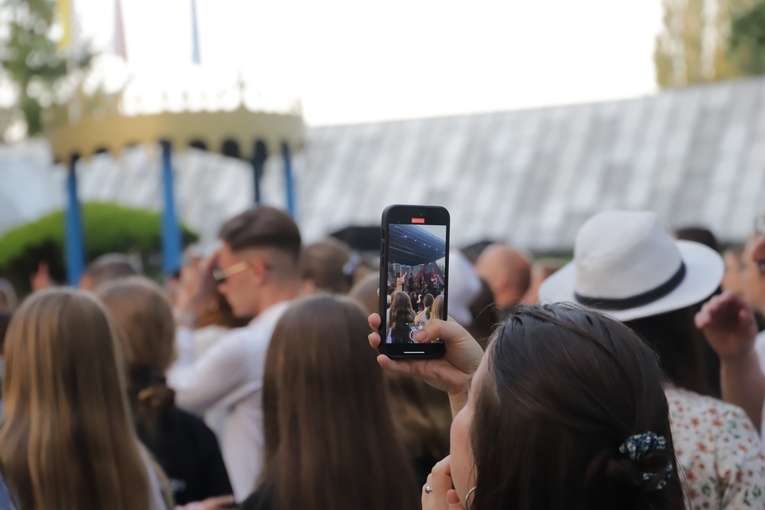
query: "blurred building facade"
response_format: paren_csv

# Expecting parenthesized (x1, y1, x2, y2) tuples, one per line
(2, 76, 765, 253)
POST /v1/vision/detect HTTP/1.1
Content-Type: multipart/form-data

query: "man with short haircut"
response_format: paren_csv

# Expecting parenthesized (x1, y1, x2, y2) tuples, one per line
(474, 243, 532, 315)
(168, 206, 303, 500)
(79, 253, 141, 291)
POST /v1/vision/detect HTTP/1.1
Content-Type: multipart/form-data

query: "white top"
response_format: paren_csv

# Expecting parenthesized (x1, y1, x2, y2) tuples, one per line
(755, 330, 765, 440)
(167, 301, 291, 500)
(193, 324, 232, 358)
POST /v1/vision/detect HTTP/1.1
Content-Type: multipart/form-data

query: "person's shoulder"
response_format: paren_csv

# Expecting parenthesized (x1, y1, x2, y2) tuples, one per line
(667, 386, 740, 416)
(172, 408, 219, 437)
(667, 387, 760, 441)
(252, 301, 292, 328)
(217, 323, 254, 341)
(166, 407, 225, 458)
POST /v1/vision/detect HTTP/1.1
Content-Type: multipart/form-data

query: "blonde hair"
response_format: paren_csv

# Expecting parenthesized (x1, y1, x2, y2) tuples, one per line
(431, 294, 445, 321)
(96, 277, 176, 372)
(0, 288, 153, 510)
(262, 296, 418, 510)
(96, 277, 178, 447)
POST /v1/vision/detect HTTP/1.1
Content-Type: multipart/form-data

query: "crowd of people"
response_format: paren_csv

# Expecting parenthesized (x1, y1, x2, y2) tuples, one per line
(384, 264, 448, 344)
(0, 204, 764, 509)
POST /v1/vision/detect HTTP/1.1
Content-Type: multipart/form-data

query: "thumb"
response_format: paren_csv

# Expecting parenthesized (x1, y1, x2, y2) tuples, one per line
(446, 489, 464, 509)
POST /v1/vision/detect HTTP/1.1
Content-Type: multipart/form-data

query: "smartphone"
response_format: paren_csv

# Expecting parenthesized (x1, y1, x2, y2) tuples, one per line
(378, 205, 449, 359)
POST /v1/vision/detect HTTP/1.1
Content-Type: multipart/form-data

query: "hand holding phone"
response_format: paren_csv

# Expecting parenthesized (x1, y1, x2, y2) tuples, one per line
(378, 205, 450, 359)
(367, 313, 483, 413)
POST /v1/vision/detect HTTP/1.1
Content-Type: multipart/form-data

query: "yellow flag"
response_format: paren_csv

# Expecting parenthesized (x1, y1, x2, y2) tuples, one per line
(58, 0, 72, 50)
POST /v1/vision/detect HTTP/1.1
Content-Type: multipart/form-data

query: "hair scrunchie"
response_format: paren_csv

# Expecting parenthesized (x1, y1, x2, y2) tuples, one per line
(619, 432, 674, 492)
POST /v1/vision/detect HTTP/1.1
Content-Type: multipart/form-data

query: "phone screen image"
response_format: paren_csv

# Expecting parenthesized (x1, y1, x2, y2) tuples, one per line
(384, 223, 447, 345)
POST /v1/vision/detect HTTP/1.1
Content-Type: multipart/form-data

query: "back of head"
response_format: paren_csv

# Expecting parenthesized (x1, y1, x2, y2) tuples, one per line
(299, 239, 352, 294)
(0, 288, 150, 510)
(96, 277, 176, 373)
(262, 295, 417, 510)
(348, 272, 379, 314)
(0, 279, 18, 311)
(539, 211, 725, 399)
(81, 253, 141, 291)
(96, 277, 177, 442)
(472, 304, 683, 510)
(219, 206, 302, 263)
(390, 291, 415, 339)
(475, 243, 532, 310)
(431, 295, 444, 322)
(390, 291, 414, 320)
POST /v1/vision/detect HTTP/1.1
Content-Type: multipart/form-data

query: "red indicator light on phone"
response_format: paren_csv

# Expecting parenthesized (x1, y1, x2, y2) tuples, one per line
(411, 218, 425, 224)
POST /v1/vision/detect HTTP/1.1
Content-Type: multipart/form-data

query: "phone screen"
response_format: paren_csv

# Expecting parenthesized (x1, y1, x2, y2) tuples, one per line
(379, 205, 449, 358)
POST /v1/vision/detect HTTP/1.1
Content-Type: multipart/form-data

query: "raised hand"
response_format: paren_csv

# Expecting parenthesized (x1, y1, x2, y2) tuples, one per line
(695, 291, 758, 362)
(368, 313, 483, 415)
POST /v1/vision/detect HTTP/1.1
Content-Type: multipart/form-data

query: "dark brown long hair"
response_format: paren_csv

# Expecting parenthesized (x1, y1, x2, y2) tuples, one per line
(471, 304, 685, 510)
(626, 305, 712, 396)
(260, 296, 418, 510)
(389, 291, 415, 339)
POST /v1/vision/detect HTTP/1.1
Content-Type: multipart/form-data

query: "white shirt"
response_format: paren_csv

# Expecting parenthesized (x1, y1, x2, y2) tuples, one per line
(754, 330, 765, 440)
(167, 301, 291, 500)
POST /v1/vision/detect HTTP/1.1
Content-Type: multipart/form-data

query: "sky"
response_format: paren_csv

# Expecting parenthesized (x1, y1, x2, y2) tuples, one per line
(74, 0, 664, 126)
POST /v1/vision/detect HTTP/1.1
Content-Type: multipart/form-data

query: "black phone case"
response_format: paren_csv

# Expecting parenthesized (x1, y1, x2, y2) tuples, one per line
(378, 204, 449, 359)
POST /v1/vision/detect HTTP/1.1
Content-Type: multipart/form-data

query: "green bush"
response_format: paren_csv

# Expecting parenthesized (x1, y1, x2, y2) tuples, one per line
(0, 202, 198, 293)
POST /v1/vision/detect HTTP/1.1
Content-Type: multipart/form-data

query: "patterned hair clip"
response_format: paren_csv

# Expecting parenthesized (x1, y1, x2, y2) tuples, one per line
(640, 461, 674, 492)
(619, 431, 667, 461)
(619, 431, 673, 491)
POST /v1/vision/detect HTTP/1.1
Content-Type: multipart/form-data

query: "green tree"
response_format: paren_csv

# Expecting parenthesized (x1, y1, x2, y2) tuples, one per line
(728, 0, 765, 75)
(0, 0, 90, 139)
(655, 0, 751, 88)
(0, 202, 198, 294)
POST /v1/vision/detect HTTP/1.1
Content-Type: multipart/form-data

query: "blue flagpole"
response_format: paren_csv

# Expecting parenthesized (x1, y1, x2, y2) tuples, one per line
(64, 156, 85, 286)
(252, 141, 267, 204)
(191, 0, 201, 64)
(281, 142, 295, 217)
(161, 142, 182, 277)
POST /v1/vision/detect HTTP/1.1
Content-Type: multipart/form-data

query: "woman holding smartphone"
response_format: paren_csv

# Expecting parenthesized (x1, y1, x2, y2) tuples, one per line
(369, 304, 685, 510)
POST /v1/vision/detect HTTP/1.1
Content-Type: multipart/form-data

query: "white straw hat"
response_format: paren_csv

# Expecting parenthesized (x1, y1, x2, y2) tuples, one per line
(538, 210, 723, 321)
(448, 249, 481, 326)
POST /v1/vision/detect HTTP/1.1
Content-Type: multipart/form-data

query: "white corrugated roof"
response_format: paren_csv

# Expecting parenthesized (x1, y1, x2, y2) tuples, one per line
(2, 77, 765, 253)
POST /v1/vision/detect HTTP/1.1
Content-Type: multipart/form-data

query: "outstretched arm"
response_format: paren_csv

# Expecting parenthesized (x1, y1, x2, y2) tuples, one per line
(696, 291, 765, 431)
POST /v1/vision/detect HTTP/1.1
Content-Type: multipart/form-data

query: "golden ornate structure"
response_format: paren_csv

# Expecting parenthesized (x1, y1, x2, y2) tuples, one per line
(49, 80, 304, 285)
(46, 82, 304, 162)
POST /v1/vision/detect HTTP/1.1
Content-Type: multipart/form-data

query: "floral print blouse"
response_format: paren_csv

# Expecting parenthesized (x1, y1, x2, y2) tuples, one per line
(666, 386, 765, 509)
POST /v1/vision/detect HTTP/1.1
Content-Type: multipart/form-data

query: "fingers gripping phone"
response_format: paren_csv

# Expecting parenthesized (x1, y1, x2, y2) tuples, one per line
(379, 205, 449, 359)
